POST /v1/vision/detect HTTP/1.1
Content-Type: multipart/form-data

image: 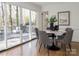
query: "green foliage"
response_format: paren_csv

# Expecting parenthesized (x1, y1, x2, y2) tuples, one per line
(16, 6, 19, 26)
(24, 16, 29, 25)
(48, 16, 57, 23)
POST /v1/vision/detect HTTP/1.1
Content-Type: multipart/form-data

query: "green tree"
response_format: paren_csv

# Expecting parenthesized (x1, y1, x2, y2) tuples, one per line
(16, 6, 19, 26)
(24, 16, 29, 25)
(9, 4, 13, 32)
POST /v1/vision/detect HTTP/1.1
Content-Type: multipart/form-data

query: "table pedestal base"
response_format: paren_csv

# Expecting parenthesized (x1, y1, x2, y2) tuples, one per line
(47, 44, 60, 51)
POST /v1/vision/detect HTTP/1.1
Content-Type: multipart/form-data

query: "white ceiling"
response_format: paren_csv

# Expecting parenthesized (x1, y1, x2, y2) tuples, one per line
(33, 2, 51, 6)
(33, 2, 79, 7)
(33, 2, 55, 7)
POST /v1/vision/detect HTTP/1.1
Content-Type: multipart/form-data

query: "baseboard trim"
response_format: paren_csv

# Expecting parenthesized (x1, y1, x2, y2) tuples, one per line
(72, 41, 79, 43)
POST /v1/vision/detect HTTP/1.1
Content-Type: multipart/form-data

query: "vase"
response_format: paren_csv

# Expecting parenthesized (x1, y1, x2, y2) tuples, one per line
(50, 23, 54, 30)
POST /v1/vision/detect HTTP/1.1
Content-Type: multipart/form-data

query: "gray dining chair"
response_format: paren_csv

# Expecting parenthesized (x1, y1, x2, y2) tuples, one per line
(65, 28, 74, 50)
(38, 31, 53, 55)
(56, 28, 73, 55)
(35, 28, 39, 46)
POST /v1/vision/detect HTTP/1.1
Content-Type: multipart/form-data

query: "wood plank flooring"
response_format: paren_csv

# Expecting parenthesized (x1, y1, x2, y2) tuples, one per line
(0, 40, 79, 56)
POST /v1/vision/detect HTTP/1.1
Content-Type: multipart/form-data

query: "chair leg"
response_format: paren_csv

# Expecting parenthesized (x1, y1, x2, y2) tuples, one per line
(64, 47, 66, 56)
(69, 43, 72, 51)
(47, 49, 49, 56)
(39, 43, 42, 52)
(36, 39, 38, 46)
(62, 44, 66, 55)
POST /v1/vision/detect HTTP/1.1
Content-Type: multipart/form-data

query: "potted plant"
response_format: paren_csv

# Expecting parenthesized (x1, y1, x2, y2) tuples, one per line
(48, 16, 57, 30)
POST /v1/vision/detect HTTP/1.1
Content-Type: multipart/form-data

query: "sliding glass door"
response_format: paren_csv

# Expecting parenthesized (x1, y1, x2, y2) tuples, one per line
(21, 8, 37, 42)
(0, 3, 37, 51)
(21, 8, 30, 42)
(0, 3, 6, 50)
(31, 11, 37, 39)
(6, 4, 20, 48)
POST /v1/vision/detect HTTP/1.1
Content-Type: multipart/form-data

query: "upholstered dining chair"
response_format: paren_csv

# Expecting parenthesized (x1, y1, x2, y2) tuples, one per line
(65, 28, 74, 50)
(35, 28, 39, 46)
(56, 28, 73, 55)
(38, 31, 53, 55)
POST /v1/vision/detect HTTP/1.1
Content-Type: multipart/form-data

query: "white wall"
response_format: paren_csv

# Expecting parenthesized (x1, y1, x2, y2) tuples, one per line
(42, 2, 79, 42)
(4, 2, 42, 30)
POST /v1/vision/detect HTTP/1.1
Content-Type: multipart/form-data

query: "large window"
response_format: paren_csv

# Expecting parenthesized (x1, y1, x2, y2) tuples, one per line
(21, 8, 30, 42)
(0, 3, 37, 51)
(6, 4, 21, 48)
(21, 8, 37, 42)
(31, 11, 37, 39)
(0, 3, 6, 51)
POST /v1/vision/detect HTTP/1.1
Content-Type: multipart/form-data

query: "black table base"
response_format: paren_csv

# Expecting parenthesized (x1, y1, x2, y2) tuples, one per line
(47, 44, 60, 51)
(47, 33, 60, 51)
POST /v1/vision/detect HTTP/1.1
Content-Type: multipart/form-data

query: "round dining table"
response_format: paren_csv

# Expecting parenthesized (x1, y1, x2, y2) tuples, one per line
(45, 29, 66, 50)
(45, 29, 66, 36)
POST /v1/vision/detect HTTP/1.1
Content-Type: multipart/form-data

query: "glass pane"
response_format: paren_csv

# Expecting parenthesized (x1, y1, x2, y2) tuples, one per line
(21, 8, 30, 42)
(0, 3, 6, 51)
(6, 5, 20, 48)
(31, 11, 37, 39)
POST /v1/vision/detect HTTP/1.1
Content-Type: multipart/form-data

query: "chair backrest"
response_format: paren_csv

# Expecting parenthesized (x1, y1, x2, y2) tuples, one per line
(35, 28, 39, 39)
(64, 28, 73, 44)
(38, 31, 52, 46)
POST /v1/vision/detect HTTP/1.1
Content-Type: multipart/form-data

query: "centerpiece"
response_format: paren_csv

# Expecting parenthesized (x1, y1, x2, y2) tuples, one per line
(48, 16, 57, 30)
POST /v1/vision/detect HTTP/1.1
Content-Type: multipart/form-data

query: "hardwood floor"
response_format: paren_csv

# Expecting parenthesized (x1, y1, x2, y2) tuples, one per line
(0, 39, 79, 56)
